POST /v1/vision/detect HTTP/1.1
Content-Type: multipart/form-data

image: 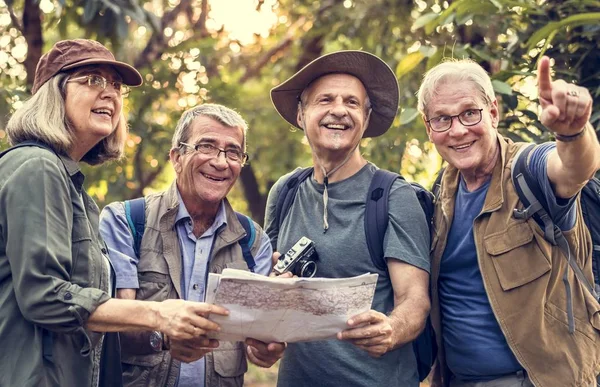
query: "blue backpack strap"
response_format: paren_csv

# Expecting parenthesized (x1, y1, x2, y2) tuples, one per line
(235, 212, 256, 272)
(364, 169, 400, 271)
(124, 197, 146, 258)
(275, 167, 314, 229)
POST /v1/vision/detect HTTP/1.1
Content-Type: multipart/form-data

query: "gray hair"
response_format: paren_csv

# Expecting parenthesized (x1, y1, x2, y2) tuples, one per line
(417, 58, 495, 117)
(171, 104, 248, 151)
(6, 72, 127, 165)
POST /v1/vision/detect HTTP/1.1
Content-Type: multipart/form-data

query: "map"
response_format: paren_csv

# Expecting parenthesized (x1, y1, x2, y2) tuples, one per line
(205, 269, 378, 343)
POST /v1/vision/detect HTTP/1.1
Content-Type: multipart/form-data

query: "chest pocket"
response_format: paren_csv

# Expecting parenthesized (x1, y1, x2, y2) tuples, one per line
(484, 221, 551, 291)
(137, 249, 173, 302)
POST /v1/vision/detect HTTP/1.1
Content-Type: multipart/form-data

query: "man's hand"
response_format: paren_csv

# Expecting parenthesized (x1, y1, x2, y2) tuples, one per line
(154, 300, 229, 341)
(169, 336, 220, 363)
(245, 338, 286, 367)
(270, 251, 294, 278)
(537, 55, 592, 135)
(337, 310, 394, 358)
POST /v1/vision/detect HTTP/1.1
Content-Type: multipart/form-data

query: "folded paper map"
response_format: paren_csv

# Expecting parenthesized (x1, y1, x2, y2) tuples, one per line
(205, 269, 378, 343)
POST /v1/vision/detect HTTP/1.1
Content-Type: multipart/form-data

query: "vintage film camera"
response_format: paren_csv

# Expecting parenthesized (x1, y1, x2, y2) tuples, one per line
(273, 236, 319, 278)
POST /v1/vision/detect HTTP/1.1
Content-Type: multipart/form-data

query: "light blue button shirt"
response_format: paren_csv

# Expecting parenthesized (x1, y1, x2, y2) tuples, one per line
(99, 190, 273, 387)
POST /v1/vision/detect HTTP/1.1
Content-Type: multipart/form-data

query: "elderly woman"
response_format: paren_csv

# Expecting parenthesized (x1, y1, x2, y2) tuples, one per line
(0, 39, 227, 387)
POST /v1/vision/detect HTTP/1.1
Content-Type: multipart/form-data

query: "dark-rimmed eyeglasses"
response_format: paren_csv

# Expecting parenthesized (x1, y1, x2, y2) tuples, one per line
(67, 75, 130, 97)
(179, 142, 249, 165)
(426, 108, 484, 132)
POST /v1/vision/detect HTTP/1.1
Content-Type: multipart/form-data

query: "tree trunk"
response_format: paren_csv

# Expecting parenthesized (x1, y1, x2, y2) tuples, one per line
(240, 164, 267, 224)
(22, 0, 43, 89)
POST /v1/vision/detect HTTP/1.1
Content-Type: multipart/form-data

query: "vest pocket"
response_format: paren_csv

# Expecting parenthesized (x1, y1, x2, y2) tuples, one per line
(484, 222, 551, 291)
(212, 341, 247, 381)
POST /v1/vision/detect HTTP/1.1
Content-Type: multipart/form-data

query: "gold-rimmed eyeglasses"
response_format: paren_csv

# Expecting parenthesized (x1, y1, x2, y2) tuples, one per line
(67, 74, 131, 97)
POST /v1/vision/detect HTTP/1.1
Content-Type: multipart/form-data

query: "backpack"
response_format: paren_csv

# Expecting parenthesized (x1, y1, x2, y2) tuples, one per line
(274, 167, 437, 382)
(511, 144, 600, 332)
(123, 197, 258, 272)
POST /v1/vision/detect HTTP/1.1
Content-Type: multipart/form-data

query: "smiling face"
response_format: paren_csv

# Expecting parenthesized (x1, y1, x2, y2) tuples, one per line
(170, 115, 244, 213)
(425, 81, 499, 179)
(297, 73, 370, 159)
(64, 65, 123, 158)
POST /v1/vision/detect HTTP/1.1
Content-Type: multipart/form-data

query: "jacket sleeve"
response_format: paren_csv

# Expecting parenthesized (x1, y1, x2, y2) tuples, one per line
(2, 156, 110, 332)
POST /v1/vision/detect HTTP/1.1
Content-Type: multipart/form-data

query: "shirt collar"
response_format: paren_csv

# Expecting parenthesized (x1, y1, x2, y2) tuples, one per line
(57, 153, 85, 192)
(175, 189, 228, 232)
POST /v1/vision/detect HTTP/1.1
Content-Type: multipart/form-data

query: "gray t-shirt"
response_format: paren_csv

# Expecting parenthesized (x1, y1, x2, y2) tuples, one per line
(265, 163, 430, 387)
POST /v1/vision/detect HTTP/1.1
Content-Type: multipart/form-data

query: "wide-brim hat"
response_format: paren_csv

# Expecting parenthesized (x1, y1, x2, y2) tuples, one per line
(32, 39, 143, 94)
(270, 50, 399, 138)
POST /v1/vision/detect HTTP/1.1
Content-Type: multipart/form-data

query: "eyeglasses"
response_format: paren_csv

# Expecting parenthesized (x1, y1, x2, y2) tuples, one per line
(426, 108, 484, 132)
(67, 74, 131, 97)
(179, 142, 249, 164)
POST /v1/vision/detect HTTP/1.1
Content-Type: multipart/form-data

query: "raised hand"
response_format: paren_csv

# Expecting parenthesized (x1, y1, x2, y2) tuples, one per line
(537, 56, 592, 136)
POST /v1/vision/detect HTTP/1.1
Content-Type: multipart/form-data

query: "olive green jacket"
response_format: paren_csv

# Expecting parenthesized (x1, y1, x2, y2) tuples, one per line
(118, 182, 264, 387)
(430, 135, 600, 387)
(0, 146, 112, 387)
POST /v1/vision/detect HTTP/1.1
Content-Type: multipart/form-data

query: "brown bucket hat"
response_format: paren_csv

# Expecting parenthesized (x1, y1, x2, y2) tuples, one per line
(270, 50, 399, 138)
(32, 39, 143, 94)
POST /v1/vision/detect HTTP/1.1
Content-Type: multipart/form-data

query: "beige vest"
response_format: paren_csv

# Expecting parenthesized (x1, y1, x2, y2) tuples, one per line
(430, 135, 600, 387)
(121, 183, 265, 387)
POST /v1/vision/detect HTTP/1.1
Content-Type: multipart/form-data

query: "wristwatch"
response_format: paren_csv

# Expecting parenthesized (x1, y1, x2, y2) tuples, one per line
(149, 331, 164, 352)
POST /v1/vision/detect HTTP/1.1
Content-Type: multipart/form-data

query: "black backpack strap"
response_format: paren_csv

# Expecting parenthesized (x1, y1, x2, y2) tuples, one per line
(124, 197, 146, 258)
(364, 169, 400, 272)
(275, 167, 314, 229)
(235, 212, 256, 273)
(511, 144, 598, 334)
(580, 178, 600, 293)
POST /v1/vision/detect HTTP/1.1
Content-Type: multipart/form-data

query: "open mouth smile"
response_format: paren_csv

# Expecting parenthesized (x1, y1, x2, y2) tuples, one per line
(450, 141, 475, 151)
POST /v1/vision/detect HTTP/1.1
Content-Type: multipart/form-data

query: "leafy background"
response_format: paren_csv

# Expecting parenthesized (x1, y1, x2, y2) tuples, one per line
(1, 0, 599, 384)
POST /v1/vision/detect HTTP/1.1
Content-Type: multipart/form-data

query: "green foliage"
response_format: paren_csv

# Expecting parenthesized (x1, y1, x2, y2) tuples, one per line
(1, 0, 599, 220)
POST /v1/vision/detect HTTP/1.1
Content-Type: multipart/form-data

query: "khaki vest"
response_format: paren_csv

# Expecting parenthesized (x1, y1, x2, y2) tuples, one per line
(430, 135, 600, 387)
(120, 183, 265, 387)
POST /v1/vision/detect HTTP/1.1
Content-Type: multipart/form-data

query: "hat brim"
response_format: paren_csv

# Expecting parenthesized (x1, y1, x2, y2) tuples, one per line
(270, 51, 399, 138)
(63, 58, 143, 87)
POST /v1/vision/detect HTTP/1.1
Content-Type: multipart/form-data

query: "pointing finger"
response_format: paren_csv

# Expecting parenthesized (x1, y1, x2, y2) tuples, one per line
(537, 56, 553, 100)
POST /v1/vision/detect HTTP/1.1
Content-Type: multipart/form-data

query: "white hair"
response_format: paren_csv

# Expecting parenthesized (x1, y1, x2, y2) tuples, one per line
(417, 58, 495, 117)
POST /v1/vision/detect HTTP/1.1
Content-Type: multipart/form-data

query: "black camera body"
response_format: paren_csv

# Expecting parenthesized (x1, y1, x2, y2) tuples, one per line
(274, 236, 319, 278)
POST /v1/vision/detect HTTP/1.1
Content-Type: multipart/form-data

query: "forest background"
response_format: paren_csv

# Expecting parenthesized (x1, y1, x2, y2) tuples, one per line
(1, 0, 599, 385)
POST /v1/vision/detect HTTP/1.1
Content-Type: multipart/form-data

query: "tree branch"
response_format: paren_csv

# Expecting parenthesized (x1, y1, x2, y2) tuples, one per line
(239, 17, 306, 84)
(6, 4, 23, 32)
(134, 0, 193, 69)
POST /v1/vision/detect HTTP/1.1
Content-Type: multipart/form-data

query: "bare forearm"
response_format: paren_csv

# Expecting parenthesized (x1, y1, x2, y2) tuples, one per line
(86, 298, 160, 332)
(388, 292, 430, 350)
(551, 123, 600, 197)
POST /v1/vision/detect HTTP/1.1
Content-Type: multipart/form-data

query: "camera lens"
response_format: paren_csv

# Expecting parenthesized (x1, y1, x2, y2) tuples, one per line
(298, 260, 317, 278)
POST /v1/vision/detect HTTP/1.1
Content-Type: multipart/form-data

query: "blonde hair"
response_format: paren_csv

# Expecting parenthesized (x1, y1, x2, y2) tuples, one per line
(6, 72, 127, 165)
(417, 58, 495, 117)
